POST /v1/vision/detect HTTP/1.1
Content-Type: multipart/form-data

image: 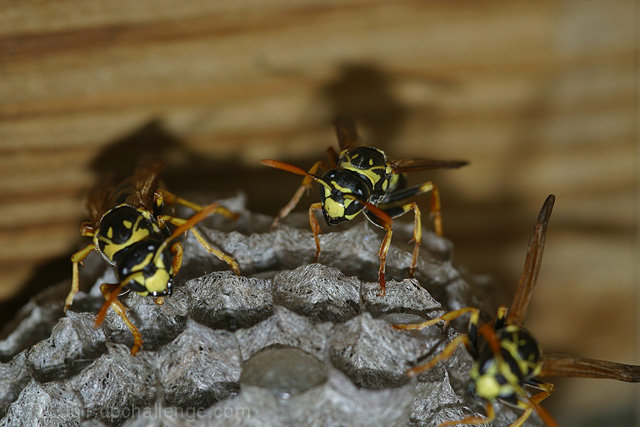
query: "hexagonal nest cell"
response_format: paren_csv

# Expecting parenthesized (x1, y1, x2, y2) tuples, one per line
(0, 195, 541, 426)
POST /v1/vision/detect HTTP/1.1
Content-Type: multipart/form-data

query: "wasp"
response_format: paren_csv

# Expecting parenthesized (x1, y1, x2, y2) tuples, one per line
(261, 118, 467, 295)
(394, 195, 640, 426)
(64, 163, 240, 355)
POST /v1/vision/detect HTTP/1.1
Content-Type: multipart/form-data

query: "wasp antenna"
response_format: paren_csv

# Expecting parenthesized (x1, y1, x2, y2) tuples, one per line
(343, 194, 393, 225)
(314, 176, 333, 192)
(260, 159, 311, 177)
(156, 202, 220, 257)
(261, 159, 332, 190)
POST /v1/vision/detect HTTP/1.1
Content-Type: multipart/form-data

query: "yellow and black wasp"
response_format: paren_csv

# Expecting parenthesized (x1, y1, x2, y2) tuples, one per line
(64, 163, 240, 355)
(261, 118, 467, 295)
(394, 194, 640, 426)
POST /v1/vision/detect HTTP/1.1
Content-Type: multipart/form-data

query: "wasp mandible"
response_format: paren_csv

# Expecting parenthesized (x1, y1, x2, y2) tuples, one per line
(64, 163, 240, 355)
(394, 195, 640, 426)
(261, 118, 467, 295)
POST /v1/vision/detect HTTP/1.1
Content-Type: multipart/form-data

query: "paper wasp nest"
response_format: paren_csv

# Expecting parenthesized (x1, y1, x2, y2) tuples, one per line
(0, 195, 541, 426)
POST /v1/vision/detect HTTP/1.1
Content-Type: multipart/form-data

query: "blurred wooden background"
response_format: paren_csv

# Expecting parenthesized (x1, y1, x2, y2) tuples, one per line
(0, 0, 637, 424)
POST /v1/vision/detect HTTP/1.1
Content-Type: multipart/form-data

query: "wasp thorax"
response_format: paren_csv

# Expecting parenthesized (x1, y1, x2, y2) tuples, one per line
(318, 169, 369, 225)
(338, 146, 387, 170)
(115, 238, 173, 297)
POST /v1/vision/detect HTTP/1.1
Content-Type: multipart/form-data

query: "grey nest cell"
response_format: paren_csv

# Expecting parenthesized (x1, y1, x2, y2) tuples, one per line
(0, 196, 538, 426)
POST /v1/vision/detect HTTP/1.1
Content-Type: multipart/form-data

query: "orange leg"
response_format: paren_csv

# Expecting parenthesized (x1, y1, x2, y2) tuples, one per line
(95, 282, 142, 356)
(65, 243, 96, 311)
(393, 307, 479, 331)
(513, 383, 557, 427)
(156, 188, 238, 220)
(377, 223, 393, 296)
(408, 181, 442, 237)
(429, 182, 443, 237)
(80, 222, 94, 237)
(272, 161, 324, 229)
(308, 202, 323, 262)
(439, 402, 495, 427)
(394, 201, 423, 278)
(159, 216, 240, 275)
(170, 241, 184, 274)
(407, 334, 470, 377)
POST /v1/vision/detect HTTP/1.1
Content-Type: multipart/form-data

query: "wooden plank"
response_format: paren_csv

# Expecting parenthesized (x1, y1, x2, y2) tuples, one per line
(0, 0, 636, 419)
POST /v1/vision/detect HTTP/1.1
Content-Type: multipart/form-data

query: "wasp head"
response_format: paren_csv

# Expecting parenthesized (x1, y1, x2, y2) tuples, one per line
(116, 238, 174, 297)
(317, 169, 370, 225)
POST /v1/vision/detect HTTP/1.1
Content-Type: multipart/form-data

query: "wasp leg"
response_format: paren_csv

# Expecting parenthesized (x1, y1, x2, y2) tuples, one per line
(377, 222, 393, 297)
(80, 221, 94, 237)
(170, 241, 184, 274)
(192, 228, 240, 274)
(381, 181, 443, 237)
(512, 382, 557, 427)
(161, 215, 240, 274)
(308, 202, 323, 262)
(272, 161, 325, 229)
(383, 201, 423, 278)
(439, 402, 495, 427)
(407, 334, 470, 377)
(398, 309, 481, 375)
(95, 283, 142, 355)
(156, 189, 238, 220)
(392, 307, 479, 331)
(65, 243, 97, 311)
(429, 183, 442, 237)
(361, 205, 396, 295)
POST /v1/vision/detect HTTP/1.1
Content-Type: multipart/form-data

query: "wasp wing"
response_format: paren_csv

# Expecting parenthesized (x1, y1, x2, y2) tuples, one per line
(390, 158, 468, 173)
(86, 177, 116, 227)
(507, 194, 555, 326)
(128, 162, 165, 210)
(541, 355, 640, 382)
(333, 117, 361, 151)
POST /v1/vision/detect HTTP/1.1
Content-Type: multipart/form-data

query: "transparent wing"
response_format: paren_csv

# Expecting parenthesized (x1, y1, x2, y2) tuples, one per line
(333, 117, 360, 151)
(129, 162, 164, 210)
(541, 355, 640, 382)
(507, 194, 555, 326)
(86, 177, 115, 227)
(390, 158, 468, 173)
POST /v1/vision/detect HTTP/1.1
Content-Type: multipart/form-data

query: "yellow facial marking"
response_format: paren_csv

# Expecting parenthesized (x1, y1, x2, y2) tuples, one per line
(98, 227, 151, 261)
(123, 220, 133, 229)
(143, 269, 170, 293)
(330, 180, 353, 194)
(126, 272, 148, 295)
(476, 374, 501, 399)
(324, 198, 345, 219)
(107, 227, 113, 239)
(131, 252, 154, 272)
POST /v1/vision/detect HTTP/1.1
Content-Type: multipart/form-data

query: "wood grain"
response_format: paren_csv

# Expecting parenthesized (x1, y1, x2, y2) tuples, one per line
(0, 0, 637, 422)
